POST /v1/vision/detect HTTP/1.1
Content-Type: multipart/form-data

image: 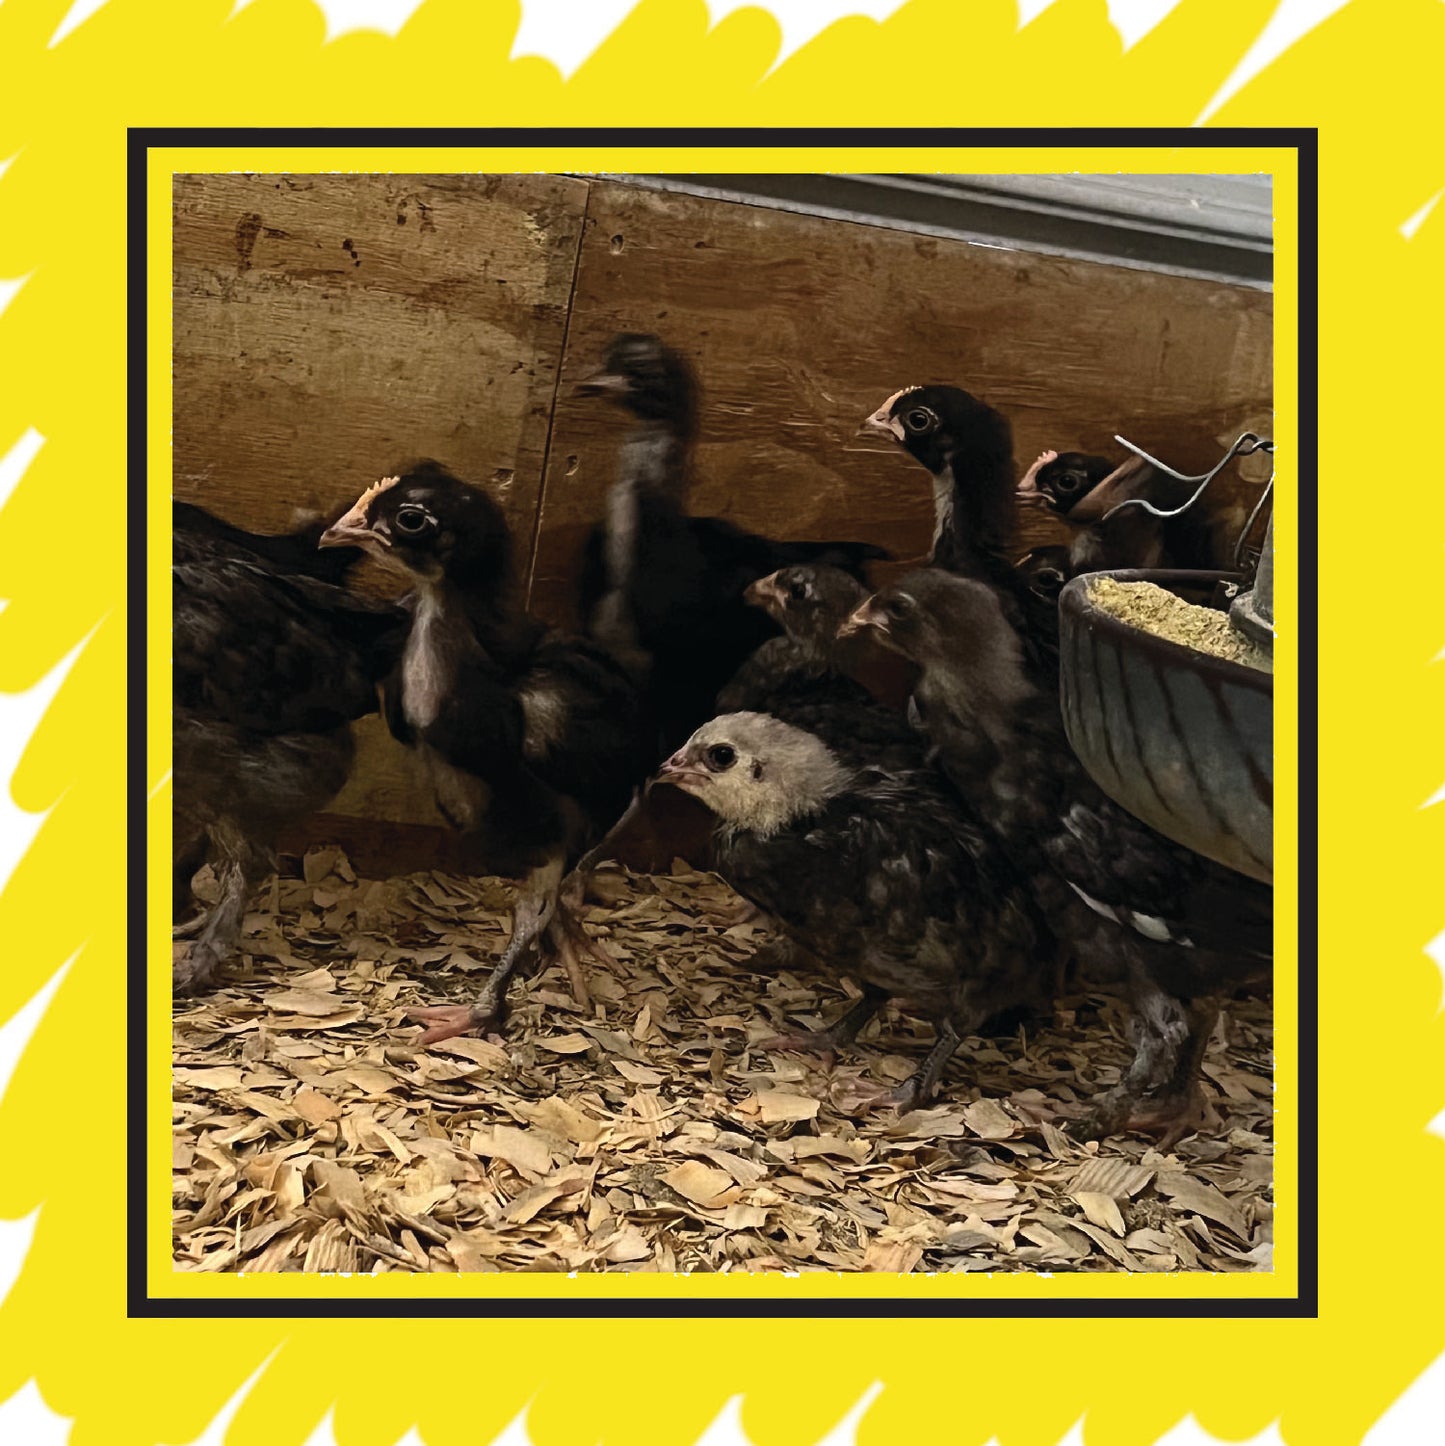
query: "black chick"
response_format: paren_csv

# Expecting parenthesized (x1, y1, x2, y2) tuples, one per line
(718, 564, 926, 772)
(858, 385, 1055, 673)
(320, 461, 650, 1042)
(1017, 448, 1234, 573)
(844, 569, 1272, 1143)
(172, 513, 404, 992)
(657, 712, 1050, 1108)
(173, 499, 365, 586)
(1015, 449, 1115, 517)
(578, 333, 890, 751)
(1016, 448, 1167, 574)
(1012, 545, 1075, 640)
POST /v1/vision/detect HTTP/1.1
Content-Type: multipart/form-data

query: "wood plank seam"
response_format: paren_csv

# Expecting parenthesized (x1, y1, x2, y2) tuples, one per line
(524, 179, 595, 610)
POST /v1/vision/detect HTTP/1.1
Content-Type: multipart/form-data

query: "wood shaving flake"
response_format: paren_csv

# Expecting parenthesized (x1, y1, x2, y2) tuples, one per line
(171, 851, 1273, 1275)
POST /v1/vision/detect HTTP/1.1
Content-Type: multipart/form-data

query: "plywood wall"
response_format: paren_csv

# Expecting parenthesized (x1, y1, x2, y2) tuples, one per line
(529, 182, 1273, 620)
(172, 172, 589, 827)
(172, 173, 1274, 848)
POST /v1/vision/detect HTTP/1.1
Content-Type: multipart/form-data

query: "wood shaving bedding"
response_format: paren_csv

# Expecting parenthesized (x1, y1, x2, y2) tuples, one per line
(172, 848, 1274, 1274)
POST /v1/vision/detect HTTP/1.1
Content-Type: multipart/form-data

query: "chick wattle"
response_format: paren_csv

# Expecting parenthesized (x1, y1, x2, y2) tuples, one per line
(658, 711, 1053, 1109)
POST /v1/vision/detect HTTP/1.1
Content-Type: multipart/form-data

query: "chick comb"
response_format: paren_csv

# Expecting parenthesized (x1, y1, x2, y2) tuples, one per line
(878, 385, 923, 410)
(354, 474, 400, 511)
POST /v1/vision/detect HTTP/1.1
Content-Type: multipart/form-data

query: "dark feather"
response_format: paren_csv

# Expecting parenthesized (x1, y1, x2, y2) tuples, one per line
(580, 334, 888, 751)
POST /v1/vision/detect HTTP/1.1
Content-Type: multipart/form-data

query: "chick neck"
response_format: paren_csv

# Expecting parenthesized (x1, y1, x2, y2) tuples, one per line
(616, 406, 695, 503)
(931, 436, 1019, 590)
(427, 547, 542, 671)
(603, 401, 697, 606)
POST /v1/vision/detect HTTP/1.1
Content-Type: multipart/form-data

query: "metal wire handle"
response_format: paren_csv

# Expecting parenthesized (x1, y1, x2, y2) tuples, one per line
(1101, 430, 1275, 522)
(1231, 468, 1274, 573)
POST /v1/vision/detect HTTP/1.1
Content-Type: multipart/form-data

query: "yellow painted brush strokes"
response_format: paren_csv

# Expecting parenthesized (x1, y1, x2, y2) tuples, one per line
(0, 0, 1440, 1442)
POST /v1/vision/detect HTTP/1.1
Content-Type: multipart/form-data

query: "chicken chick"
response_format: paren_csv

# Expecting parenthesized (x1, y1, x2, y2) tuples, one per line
(173, 499, 365, 586)
(1012, 545, 1075, 640)
(320, 462, 651, 1042)
(719, 564, 925, 771)
(1014, 449, 1115, 517)
(578, 333, 890, 750)
(1017, 447, 1238, 573)
(657, 712, 1050, 1109)
(844, 569, 1272, 1143)
(1016, 449, 1168, 574)
(858, 385, 1055, 674)
(172, 512, 405, 992)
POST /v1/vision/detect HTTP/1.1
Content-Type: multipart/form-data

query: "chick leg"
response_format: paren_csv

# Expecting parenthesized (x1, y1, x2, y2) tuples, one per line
(1073, 981, 1217, 1145)
(173, 823, 268, 995)
(763, 983, 889, 1063)
(408, 856, 564, 1045)
(855, 1018, 964, 1113)
(173, 831, 210, 925)
(835, 970, 1012, 1113)
(551, 868, 617, 990)
(539, 794, 661, 1000)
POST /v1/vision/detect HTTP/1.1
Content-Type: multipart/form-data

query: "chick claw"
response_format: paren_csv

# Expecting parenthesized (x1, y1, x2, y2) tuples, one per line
(1070, 1082, 1213, 1149)
(761, 1029, 843, 1068)
(830, 1075, 919, 1115)
(406, 1002, 504, 1046)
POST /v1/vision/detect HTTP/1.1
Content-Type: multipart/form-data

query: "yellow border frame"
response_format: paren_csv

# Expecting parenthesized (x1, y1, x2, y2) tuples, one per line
(149, 141, 1299, 1308)
(12, 0, 1445, 1438)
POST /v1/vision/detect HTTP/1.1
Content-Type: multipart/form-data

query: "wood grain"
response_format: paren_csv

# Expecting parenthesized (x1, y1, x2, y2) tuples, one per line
(172, 173, 1274, 853)
(528, 181, 1272, 621)
(172, 172, 589, 824)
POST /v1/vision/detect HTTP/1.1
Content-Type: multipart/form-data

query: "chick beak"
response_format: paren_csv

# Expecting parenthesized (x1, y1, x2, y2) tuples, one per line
(838, 599, 885, 640)
(857, 407, 902, 442)
(575, 370, 628, 398)
(655, 748, 708, 793)
(1015, 449, 1055, 509)
(743, 571, 786, 617)
(318, 498, 380, 550)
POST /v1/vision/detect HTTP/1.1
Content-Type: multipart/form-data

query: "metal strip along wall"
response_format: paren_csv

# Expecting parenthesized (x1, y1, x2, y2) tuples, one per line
(605, 173, 1274, 288)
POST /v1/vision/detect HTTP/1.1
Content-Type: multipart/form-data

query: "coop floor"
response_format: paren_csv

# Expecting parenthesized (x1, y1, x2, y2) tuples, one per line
(172, 849, 1274, 1274)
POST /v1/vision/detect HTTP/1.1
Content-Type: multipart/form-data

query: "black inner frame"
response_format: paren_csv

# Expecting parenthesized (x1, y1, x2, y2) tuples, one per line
(130, 125, 1319, 1320)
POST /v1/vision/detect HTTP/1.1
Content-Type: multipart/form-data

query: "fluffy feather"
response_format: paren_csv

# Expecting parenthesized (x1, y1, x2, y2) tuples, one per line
(659, 713, 1052, 1107)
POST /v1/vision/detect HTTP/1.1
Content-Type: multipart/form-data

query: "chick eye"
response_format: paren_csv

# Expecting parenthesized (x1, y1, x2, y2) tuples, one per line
(884, 598, 909, 619)
(788, 580, 810, 602)
(903, 407, 936, 434)
(393, 504, 433, 535)
(705, 744, 737, 772)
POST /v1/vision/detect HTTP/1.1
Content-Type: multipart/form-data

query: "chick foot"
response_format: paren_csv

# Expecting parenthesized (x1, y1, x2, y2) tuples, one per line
(832, 1015, 962, 1115)
(1072, 1081, 1214, 1150)
(407, 1000, 506, 1046)
(173, 939, 222, 996)
(831, 1075, 922, 1114)
(761, 984, 889, 1066)
(715, 897, 764, 928)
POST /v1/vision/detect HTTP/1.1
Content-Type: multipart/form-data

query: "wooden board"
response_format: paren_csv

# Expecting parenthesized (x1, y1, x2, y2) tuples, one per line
(172, 172, 589, 824)
(172, 173, 1273, 856)
(527, 180, 1273, 621)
